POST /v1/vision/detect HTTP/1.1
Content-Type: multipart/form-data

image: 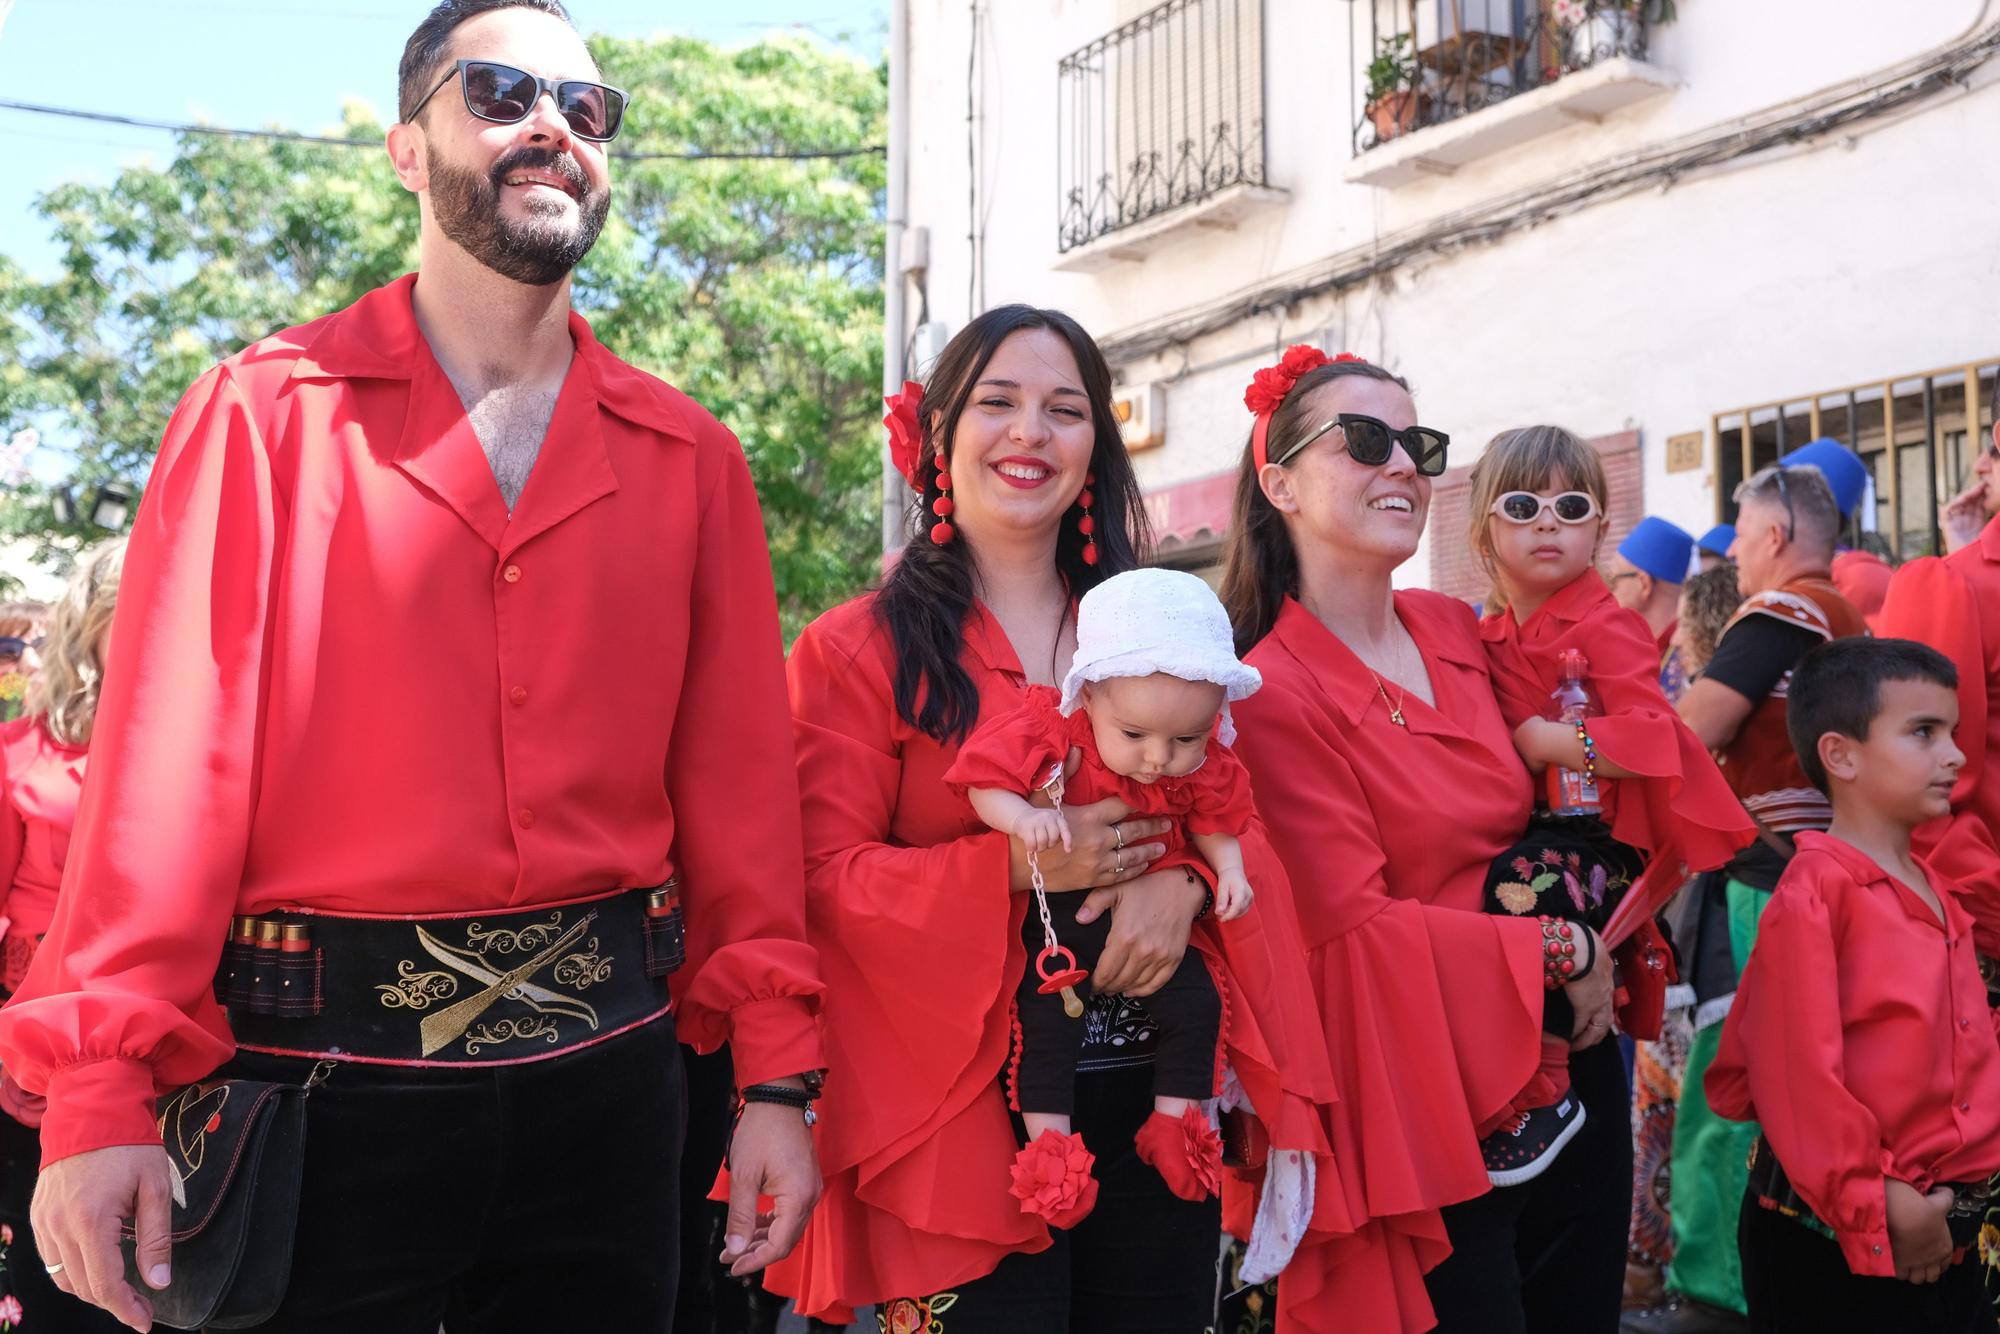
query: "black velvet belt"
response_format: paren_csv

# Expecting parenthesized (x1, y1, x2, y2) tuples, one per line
(217, 883, 685, 1067)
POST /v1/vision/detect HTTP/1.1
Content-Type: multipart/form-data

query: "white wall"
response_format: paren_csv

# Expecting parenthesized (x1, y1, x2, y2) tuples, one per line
(898, 0, 2000, 580)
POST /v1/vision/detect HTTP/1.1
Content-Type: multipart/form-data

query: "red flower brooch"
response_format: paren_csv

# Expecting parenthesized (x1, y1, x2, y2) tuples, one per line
(884, 379, 927, 487)
(1008, 1128, 1100, 1228)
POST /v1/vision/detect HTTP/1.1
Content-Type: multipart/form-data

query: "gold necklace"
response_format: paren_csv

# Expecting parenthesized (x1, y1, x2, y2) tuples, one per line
(1368, 621, 1412, 728)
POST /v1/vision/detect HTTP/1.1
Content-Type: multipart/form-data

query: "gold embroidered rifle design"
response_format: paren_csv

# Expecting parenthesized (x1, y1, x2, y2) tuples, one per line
(374, 910, 609, 1055)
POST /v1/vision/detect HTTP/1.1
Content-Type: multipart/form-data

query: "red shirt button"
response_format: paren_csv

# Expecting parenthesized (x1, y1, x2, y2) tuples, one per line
(1962, 1102, 1973, 1113)
(1963, 1017, 1973, 1029)
(510, 686, 528, 706)
(502, 564, 522, 583)
(517, 808, 536, 829)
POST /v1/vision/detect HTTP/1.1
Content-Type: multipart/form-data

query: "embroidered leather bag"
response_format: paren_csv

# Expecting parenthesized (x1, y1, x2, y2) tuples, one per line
(117, 1074, 315, 1329)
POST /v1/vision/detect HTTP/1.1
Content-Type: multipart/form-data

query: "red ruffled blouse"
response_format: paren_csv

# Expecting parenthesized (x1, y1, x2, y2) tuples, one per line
(1479, 571, 1755, 945)
(1706, 833, 2000, 1276)
(942, 685, 1254, 843)
(0, 718, 88, 994)
(766, 595, 1337, 1324)
(1232, 594, 1544, 1334)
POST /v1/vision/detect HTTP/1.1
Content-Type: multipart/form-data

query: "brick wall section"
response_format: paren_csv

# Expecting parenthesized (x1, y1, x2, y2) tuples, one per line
(1429, 430, 1645, 607)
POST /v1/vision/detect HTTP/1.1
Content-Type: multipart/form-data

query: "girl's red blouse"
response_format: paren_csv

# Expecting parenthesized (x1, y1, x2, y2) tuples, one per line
(0, 717, 88, 993)
(1232, 593, 1544, 1334)
(768, 593, 1337, 1323)
(1478, 570, 1754, 943)
(942, 684, 1254, 841)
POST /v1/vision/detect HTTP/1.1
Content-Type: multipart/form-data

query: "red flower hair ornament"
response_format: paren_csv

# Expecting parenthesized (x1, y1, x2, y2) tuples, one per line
(1244, 345, 1369, 469)
(884, 379, 927, 488)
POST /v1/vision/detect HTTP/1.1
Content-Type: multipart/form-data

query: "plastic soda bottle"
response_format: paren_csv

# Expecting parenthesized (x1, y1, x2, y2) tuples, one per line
(1546, 648, 1602, 816)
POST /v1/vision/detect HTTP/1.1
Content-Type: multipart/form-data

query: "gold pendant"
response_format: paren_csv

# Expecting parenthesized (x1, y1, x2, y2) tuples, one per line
(1389, 707, 1406, 727)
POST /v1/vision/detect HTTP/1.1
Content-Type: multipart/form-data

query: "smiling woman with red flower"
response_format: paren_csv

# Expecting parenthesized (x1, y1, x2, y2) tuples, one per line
(767, 310, 1336, 1334)
(1221, 349, 1631, 1334)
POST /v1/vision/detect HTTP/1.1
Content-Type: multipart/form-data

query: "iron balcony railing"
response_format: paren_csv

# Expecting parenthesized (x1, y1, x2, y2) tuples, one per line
(1057, 0, 1267, 254)
(1350, 1, 1650, 155)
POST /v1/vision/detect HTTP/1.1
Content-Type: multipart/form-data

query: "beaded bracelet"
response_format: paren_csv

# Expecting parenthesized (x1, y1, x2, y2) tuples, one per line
(1575, 722, 1598, 788)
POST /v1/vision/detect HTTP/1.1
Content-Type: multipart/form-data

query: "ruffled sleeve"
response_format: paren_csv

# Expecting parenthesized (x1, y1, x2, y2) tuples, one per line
(0, 368, 267, 1165)
(1184, 742, 1255, 838)
(1879, 557, 2000, 955)
(1575, 606, 1756, 946)
(941, 687, 1067, 799)
(1706, 880, 1895, 1276)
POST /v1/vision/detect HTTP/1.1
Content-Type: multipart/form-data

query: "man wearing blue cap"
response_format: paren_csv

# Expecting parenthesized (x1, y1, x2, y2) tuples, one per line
(1696, 525, 1734, 573)
(1783, 438, 1892, 626)
(1607, 515, 1695, 699)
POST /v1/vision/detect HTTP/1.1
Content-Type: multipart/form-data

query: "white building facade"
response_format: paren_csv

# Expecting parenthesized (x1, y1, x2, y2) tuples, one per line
(884, 0, 2000, 597)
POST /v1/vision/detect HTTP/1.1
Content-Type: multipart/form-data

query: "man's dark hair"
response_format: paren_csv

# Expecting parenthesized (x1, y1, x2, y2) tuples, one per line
(399, 0, 577, 123)
(1787, 637, 1958, 794)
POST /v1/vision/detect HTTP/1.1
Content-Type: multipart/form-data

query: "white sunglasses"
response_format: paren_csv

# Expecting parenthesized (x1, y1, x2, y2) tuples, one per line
(1489, 490, 1600, 525)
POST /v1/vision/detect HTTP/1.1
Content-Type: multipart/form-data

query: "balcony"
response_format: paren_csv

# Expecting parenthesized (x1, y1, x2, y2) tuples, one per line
(1346, 1, 1676, 187)
(1056, 0, 1283, 271)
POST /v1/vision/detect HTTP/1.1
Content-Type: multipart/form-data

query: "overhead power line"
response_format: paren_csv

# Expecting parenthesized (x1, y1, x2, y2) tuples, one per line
(0, 98, 886, 162)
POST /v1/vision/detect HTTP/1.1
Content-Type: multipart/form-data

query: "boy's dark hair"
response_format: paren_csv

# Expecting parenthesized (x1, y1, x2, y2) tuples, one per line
(1787, 637, 1958, 794)
(400, 0, 576, 123)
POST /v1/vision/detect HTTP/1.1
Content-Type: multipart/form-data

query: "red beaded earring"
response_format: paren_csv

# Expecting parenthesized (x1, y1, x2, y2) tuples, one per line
(1078, 471, 1098, 566)
(929, 453, 956, 545)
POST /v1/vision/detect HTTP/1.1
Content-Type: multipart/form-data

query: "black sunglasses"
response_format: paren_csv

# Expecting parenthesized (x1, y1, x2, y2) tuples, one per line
(409, 59, 628, 143)
(1279, 413, 1450, 476)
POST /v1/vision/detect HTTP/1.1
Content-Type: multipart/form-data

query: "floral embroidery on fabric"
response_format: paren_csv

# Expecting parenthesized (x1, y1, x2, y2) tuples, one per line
(878, 1291, 959, 1334)
(1496, 850, 1619, 917)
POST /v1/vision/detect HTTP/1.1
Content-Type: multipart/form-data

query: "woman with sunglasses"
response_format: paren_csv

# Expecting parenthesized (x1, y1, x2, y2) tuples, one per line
(1219, 353, 1631, 1333)
(0, 539, 126, 1334)
(1466, 427, 1752, 1189)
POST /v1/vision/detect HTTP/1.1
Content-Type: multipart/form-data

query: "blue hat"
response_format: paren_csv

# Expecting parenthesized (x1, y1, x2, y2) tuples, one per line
(1697, 524, 1735, 558)
(1616, 516, 1694, 585)
(1783, 438, 1868, 519)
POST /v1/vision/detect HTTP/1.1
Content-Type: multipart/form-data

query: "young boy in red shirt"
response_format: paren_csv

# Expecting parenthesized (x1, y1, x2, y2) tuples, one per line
(1707, 637, 2000, 1331)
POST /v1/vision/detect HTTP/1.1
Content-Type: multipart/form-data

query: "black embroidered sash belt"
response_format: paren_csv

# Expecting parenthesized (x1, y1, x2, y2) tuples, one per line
(217, 882, 686, 1067)
(1747, 1135, 1993, 1255)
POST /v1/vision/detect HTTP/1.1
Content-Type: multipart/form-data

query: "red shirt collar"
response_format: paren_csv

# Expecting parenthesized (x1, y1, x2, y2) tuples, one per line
(1792, 830, 1972, 937)
(1478, 569, 1614, 647)
(1271, 594, 1484, 729)
(284, 273, 689, 439)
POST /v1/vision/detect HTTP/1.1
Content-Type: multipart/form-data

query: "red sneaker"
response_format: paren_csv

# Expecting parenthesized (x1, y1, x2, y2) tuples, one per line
(1008, 1129, 1100, 1228)
(1134, 1106, 1223, 1201)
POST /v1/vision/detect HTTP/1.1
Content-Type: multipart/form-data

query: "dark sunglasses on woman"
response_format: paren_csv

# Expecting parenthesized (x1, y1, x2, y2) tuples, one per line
(1277, 413, 1450, 476)
(408, 59, 629, 143)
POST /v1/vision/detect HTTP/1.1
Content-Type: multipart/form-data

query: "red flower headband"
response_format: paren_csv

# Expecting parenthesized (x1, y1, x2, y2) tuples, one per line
(1244, 345, 1368, 470)
(884, 380, 927, 487)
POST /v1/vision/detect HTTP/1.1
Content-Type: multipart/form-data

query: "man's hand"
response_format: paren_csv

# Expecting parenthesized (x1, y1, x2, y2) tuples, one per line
(719, 1098, 822, 1278)
(1885, 1177, 1955, 1284)
(33, 1143, 177, 1331)
(1077, 867, 1206, 997)
(1942, 481, 1988, 555)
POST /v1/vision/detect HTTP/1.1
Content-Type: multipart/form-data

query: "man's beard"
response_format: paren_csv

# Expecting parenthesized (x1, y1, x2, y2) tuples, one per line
(426, 144, 610, 287)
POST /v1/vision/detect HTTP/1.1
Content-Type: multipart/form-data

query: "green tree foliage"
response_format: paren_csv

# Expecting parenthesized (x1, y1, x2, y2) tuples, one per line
(0, 31, 885, 634)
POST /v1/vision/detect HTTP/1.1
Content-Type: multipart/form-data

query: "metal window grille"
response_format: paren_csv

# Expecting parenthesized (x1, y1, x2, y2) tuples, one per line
(1710, 360, 2000, 560)
(1057, 0, 1267, 253)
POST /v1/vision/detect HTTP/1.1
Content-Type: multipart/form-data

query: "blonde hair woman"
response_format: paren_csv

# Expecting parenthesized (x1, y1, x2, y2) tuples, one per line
(0, 538, 126, 1334)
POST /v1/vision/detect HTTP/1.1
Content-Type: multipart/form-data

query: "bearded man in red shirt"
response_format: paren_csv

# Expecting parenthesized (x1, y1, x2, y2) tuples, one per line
(0, 3, 825, 1329)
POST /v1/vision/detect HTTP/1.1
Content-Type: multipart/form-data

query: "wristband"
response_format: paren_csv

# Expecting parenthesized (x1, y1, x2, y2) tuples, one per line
(740, 1081, 819, 1126)
(1186, 866, 1215, 922)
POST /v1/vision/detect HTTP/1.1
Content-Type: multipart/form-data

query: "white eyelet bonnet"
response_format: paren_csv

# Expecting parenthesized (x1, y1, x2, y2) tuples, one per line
(1059, 568, 1263, 744)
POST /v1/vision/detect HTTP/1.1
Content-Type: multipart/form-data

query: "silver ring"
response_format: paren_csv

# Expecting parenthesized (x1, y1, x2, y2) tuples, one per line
(44, 1263, 62, 1276)
(1113, 824, 1125, 851)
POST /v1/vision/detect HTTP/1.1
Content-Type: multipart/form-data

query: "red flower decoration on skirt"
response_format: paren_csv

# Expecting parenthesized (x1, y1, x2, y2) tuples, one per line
(1008, 1128, 1100, 1228)
(884, 379, 927, 486)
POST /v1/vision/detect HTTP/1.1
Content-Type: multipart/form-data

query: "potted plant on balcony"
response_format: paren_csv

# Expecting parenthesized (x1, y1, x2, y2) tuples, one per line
(1554, 0, 1674, 69)
(1365, 32, 1424, 143)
